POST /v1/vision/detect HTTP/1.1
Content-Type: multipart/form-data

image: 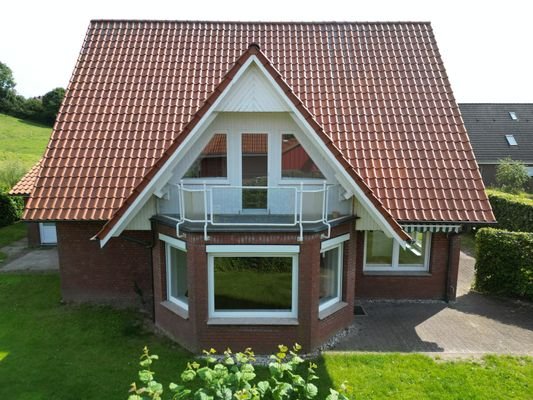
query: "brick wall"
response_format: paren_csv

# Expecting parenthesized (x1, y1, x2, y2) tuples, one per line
(153, 222, 355, 353)
(354, 232, 458, 300)
(27, 222, 41, 247)
(56, 222, 153, 309)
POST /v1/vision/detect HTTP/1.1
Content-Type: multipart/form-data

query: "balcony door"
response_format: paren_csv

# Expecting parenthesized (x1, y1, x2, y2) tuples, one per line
(241, 133, 268, 211)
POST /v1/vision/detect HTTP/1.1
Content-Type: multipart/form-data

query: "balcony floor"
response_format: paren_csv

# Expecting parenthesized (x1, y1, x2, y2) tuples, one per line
(152, 214, 355, 233)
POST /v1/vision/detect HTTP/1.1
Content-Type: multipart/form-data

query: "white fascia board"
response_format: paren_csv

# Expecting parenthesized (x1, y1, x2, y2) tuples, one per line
(99, 57, 259, 247)
(248, 59, 406, 245)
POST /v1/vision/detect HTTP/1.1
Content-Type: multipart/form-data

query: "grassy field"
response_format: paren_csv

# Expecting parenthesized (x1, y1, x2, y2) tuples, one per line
(0, 113, 51, 168)
(1, 273, 532, 399)
(0, 222, 27, 262)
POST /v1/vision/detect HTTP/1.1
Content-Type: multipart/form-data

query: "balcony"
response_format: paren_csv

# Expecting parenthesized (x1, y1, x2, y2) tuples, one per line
(158, 182, 352, 240)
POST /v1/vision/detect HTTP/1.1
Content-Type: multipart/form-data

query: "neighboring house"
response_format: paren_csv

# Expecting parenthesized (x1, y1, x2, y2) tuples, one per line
(9, 161, 57, 245)
(460, 103, 533, 187)
(18, 20, 495, 352)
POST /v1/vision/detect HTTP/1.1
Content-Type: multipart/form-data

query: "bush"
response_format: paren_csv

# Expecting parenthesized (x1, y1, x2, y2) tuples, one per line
(128, 345, 349, 400)
(495, 158, 530, 194)
(0, 160, 27, 191)
(0, 192, 24, 227)
(475, 228, 533, 300)
(486, 189, 533, 232)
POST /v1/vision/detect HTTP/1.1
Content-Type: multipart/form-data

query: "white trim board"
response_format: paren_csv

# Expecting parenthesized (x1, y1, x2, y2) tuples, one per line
(98, 55, 405, 247)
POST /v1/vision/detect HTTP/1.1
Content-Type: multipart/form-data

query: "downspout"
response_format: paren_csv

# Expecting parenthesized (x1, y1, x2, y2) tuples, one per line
(445, 232, 457, 303)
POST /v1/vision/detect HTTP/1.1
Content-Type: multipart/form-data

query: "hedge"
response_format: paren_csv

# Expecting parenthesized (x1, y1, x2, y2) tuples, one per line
(0, 192, 23, 227)
(486, 189, 533, 232)
(475, 228, 533, 300)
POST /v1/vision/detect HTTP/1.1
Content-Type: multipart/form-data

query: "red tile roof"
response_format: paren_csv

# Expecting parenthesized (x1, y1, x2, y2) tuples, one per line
(25, 20, 494, 228)
(9, 161, 41, 196)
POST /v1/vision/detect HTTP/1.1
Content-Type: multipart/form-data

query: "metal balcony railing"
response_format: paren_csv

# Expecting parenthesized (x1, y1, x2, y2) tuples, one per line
(163, 182, 349, 241)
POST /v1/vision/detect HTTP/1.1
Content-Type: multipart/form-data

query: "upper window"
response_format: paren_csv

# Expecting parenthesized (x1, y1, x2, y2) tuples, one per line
(509, 111, 518, 121)
(184, 134, 227, 178)
(319, 234, 349, 312)
(505, 134, 518, 146)
(163, 237, 188, 310)
(207, 246, 298, 319)
(281, 134, 325, 179)
(364, 231, 431, 272)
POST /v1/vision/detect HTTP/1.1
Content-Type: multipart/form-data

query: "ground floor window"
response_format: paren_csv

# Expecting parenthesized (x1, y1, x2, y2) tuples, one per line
(364, 231, 431, 272)
(319, 234, 349, 311)
(160, 234, 188, 310)
(207, 245, 299, 318)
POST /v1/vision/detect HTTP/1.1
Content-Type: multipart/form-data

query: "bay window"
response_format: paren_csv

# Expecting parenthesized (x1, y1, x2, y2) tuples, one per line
(161, 234, 189, 310)
(207, 245, 298, 319)
(364, 231, 431, 272)
(319, 234, 349, 311)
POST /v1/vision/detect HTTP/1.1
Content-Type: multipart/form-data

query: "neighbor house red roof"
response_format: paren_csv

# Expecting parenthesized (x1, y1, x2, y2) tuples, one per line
(10, 161, 41, 196)
(24, 20, 495, 227)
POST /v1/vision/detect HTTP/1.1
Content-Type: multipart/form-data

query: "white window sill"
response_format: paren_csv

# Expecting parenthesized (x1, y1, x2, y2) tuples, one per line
(207, 318, 299, 326)
(363, 270, 431, 277)
(161, 301, 189, 319)
(319, 301, 348, 320)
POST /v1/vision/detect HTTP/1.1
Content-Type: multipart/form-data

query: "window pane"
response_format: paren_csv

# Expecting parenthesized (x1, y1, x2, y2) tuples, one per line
(399, 232, 426, 266)
(184, 134, 227, 178)
(242, 133, 268, 209)
(320, 247, 340, 305)
(214, 257, 292, 311)
(169, 247, 188, 303)
(281, 134, 324, 179)
(366, 231, 393, 265)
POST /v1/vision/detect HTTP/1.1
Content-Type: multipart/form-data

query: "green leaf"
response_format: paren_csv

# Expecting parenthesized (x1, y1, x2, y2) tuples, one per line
(256, 381, 270, 395)
(181, 369, 196, 382)
(139, 369, 154, 383)
(305, 383, 318, 398)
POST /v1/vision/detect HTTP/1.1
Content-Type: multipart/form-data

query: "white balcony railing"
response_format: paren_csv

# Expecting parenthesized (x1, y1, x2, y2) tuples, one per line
(160, 182, 351, 241)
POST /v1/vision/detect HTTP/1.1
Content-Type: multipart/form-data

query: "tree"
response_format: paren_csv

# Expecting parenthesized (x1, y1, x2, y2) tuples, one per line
(0, 61, 16, 113)
(42, 87, 65, 124)
(495, 157, 529, 194)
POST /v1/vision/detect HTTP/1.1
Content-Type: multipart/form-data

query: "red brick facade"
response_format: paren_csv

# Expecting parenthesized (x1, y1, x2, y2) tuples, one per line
(56, 222, 153, 308)
(153, 221, 356, 353)
(27, 222, 41, 247)
(355, 232, 460, 301)
(54, 221, 461, 353)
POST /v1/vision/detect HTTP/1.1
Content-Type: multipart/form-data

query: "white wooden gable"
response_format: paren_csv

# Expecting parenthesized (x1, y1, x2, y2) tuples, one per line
(215, 64, 290, 112)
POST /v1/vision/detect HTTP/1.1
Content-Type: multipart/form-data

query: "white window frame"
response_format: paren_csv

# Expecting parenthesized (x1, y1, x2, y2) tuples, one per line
(159, 234, 189, 311)
(319, 234, 349, 311)
(207, 245, 299, 319)
(363, 231, 431, 272)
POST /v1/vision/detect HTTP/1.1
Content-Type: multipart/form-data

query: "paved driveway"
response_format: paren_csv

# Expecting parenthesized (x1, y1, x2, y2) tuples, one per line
(333, 253, 533, 356)
(0, 238, 58, 272)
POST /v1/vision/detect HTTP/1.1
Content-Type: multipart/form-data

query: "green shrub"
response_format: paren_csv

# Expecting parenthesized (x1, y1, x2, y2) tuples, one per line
(475, 228, 533, 300)
(0, 192, 23, 227)
(486, 189, 533, 232)
(495, 158, 529, 194)
(0, 160, 27, 191)
(128, 345, 349, 400)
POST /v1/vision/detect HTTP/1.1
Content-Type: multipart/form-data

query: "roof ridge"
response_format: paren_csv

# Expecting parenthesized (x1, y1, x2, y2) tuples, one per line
(459, 103, 533, 105)
(89, 19, 432, 25)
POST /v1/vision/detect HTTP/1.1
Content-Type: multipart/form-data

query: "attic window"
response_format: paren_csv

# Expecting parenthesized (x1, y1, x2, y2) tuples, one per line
(509, 112, 518, 121)
(505, 134, 518, 146)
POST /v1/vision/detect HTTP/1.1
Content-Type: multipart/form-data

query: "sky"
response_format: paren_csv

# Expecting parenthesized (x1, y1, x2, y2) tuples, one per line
(1, 0, 532, 102)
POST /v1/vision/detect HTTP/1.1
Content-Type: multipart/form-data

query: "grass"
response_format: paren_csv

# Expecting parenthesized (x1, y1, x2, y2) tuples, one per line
(320, 352, 533, 400)
(0, 222, 27, 262)
(0, 113, 51, 168)
(1, 273, 532, 399)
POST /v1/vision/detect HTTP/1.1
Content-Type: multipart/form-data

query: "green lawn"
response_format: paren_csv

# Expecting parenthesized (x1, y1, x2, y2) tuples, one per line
(0, 113, 51, 168)
(1, 273, 532, 399)
(0, 221, 27, 262)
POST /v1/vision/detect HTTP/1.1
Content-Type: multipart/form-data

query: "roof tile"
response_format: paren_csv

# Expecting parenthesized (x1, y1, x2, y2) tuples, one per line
(25, 20, 494, 223)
